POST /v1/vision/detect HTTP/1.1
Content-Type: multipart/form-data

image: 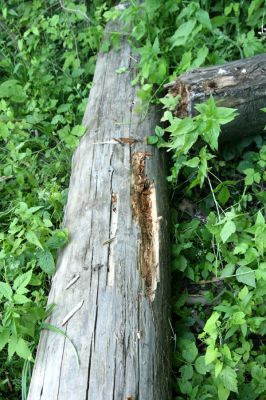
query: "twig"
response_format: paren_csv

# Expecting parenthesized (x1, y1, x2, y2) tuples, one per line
(59, 0, 91, 23)
(61, 300, 84, 326)
(65, 274, 80, 290)
(103, 236, 116, 245)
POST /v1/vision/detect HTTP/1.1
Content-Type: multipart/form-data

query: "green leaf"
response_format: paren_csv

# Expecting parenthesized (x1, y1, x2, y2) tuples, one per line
(71, 125, 86, 137)
(236, 266, 256, 288)
(220, 220, 236, 243)
(181, 341, 198, 363)
(195, 356, 207, 375)
(0, 328, 10, 351)
(220, 366, 238, 393)
(169, 20, 197, 48)
(13, 270, 32, 292)
(196, 9, 212, 30)
(0, 282, 13, 300)
(13, 294, 30, 304)
(25, 231, 43, 249)
(205, 346, 218, 365)
(172, 254, 187, 272)
(147, 135, 158, 145)
(0, 122, 9, 139)
(215, 360, 223, 377)
(115, 67, 128, 74)
(0, 80, 27, 102)
(184, 157, 199, 168)
(218, 384, 230, 400)
(180, 364, 193, 380)
(204, 312, 220, 334)
(36, 250, 55, 275)
(15, 338, 32, 360)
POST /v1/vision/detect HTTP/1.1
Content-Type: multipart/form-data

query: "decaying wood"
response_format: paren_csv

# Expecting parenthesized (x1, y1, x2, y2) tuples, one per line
(27, 20, 170, 400)
(167, 53, 266, 142)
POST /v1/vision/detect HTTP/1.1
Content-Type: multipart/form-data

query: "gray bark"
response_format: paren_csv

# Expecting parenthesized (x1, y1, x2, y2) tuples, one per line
(167, 53, 266, 142)
(27, 21, 171, 400)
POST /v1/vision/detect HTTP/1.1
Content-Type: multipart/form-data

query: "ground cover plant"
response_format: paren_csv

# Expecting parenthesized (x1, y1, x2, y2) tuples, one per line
(0, 1, 112, 398)
(115, 0, 266, 398)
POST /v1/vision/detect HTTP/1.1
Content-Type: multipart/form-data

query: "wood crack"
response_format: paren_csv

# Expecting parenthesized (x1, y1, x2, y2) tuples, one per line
(131, 152, 159, 301)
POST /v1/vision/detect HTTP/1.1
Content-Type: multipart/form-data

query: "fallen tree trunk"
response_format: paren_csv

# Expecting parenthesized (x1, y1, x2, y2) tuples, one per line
(27, 20, 170, 400)
(167, 53, 266, 142)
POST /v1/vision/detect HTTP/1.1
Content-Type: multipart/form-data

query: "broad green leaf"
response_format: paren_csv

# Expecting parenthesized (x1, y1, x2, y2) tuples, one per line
(13, 294, 30, 304)
(182, 341, 198, 363)
(25, 231, 43, 249)
(220, 366, 238, 393)
(0, 328, 9, 351)
(180, 364, 193, 380)
(36, 250, 55, 275)
(172, 254, 187, 272)
(0, 80, 26, 102)
(220, 220, 236, 243)
(220, 264, 235, 278)
(205, 345, 218, 365)
(0, 122, 8, 139)
(0, 282, 13, 300)
(196, 9, 212, 30)
(15, 338, 32, 360)
(195, 356, 207, 375)
(215, 360, 223, 377)
(204, 312, 220, 334)
(8, 335, 17, 360)
(71, 125, 86, 137)
(169, 20, 197, 48)
(13, 270, 32, 291)
(218, 384, 230, 400)
(236, 266, 256, 288)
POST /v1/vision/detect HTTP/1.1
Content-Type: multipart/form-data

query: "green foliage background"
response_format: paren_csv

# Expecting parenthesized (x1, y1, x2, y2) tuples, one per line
(0, 1, 112, 398)
(0, 0, 266, 399)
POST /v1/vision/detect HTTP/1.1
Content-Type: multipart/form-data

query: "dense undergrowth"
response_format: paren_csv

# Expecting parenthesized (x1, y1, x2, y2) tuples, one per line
(0, 1, 112, 398)
(115, 0, 266, 399)
(1, 0, 266, 399)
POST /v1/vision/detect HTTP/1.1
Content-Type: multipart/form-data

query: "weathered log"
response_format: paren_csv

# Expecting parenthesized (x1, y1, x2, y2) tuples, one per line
(167, 53, 266, 142)
(27, 21, 171, 400)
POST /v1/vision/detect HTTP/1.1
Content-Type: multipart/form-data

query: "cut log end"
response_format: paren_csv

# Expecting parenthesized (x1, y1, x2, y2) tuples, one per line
(167, 53, 266, 141)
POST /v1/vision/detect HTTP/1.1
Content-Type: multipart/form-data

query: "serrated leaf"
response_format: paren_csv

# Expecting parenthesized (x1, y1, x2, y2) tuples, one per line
(220, 220, 236, 243)
(15, 338, 32, 360)
(182, 341, 198, 363)
(236, 266, 256, 288)
(13, 270, 32, 291)
(218, 384, 230, 400)
(0, 282, 13, 300)
(13, 294, 30, 304)
(205, 345, 218, 365)
(36, 250, 55, 275)
(0, 328, 9, 351)
(71, 125, 86, 137)
(195, 356, 207, 375)
(220, 366, 238, 393)
(215, 360, 223, 377)
(25, 231, 43, 249)
(180, 364, 193, 380)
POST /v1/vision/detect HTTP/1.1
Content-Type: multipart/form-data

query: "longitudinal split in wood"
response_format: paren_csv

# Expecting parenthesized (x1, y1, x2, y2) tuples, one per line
(107, 192, 118, 286)
(131, 152, 159, 301)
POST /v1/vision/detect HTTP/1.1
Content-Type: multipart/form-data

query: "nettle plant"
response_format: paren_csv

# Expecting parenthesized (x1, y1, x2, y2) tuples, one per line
(155, 97, 266, 399)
